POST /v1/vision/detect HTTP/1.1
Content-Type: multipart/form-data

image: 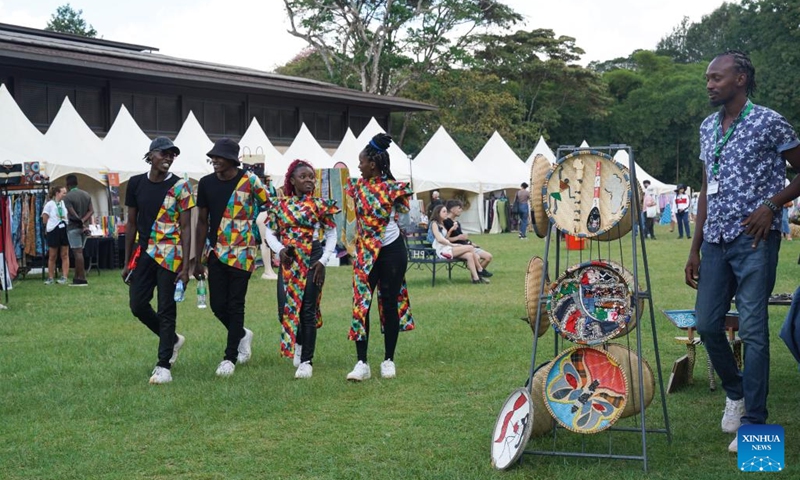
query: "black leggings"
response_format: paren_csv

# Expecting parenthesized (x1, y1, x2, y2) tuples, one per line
(356, 236, 407, 363)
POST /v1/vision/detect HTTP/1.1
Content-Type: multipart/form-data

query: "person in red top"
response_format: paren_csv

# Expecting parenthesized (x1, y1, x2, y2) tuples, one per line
(674, 184, 691, 239)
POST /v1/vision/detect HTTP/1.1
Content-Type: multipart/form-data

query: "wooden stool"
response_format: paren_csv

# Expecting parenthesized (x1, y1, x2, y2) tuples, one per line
(674, 328, 716, 391)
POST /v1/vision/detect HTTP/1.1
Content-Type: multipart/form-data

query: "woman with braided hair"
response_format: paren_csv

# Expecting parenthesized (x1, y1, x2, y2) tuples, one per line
(263, 159, 339, 379)
(345, 133, 415, 381)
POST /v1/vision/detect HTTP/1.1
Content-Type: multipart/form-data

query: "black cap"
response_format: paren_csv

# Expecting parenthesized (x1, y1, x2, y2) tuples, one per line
(149, 137, 180, 155)
(207, 138, 240, 163)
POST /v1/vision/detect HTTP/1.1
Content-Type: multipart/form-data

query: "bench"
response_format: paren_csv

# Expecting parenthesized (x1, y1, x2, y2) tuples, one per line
(404, 228, 467, 287)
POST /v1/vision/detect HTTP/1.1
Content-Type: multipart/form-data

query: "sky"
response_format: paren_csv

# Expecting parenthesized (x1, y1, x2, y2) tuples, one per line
(0, 0, 730, 72)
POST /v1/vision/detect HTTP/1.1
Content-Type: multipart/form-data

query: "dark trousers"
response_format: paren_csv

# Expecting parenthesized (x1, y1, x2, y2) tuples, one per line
(356, 236, 407, 363)
(208, 253, 252, 363)
(129, 252, 178, 369)
(277, 242, 323, 363)
(645, 217, 656, 239)
(676, 210, 691, 238)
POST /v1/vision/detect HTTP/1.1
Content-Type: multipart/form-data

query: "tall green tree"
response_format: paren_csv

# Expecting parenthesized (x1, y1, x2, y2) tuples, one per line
(282, 0, 521, 95)
(45, 3, 97, 38)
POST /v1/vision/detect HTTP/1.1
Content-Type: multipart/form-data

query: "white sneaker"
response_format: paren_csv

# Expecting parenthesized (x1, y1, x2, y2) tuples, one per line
(149, 366, 172, 384)
(169, 334, 185, 365)
(721, 397, 744, 433)
(380, 359, 396, 379)
(295, 361, 313, 379)
(728, 436, 738, 453)
(215, 360, 235, 377)
(237, 328, 254, 364)
(293, 345, 303, 368)
(261, 270, 278, 280)
(346, 361, 371, 381)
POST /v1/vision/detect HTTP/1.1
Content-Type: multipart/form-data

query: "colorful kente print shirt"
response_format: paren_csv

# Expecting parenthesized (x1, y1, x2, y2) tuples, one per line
(699, 102, 799, 243)
(147, 178, 195, 272)
(210, 171, 270, 272)
(346, 177, 414, 341)
(267, 195, 339, 358)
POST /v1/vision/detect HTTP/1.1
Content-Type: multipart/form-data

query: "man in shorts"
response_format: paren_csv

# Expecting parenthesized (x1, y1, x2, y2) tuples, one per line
(63, 174, 93, 286)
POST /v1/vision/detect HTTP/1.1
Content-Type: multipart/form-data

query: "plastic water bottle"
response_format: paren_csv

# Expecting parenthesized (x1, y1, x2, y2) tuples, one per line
(173, 280, 185, 303)
(196, 279, 207, 309)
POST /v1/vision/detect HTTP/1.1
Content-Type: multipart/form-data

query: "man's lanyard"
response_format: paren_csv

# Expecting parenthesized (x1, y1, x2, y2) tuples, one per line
(712, 101, 753, 178)
(56, 201, 65, 221)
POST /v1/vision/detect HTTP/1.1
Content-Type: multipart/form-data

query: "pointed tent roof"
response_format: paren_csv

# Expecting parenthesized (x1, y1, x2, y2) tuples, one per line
(173, 111, 214, 181)
(614, 150, 675, 195)
(356, 118, 411, 183)
(412, 126, 481, 193)
(101, 105, 151, 183)
(473, 131, 526, 192)
(0, 84, 46, 165)
(282, 123, 333, 170)
(579, 140, 590, 148)
(43, 97, 106, 181)
(239, 118, 286, 178)
(525, 136, 556, 169)
(331, 128, 360, 176)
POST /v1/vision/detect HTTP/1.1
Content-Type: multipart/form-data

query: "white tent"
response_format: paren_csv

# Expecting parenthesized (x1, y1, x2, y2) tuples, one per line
(173, 112, 214, 181)
(579, 140, 590, 148)
(238, 118, 286, 180)
(413, 126, 483, 233)
(283, 123, 334, 170)
(0, 84, 46, 166)
(101, 105, 151, 184)
(473, 131, 527, 193)
(614, 150, 675, 195)
(43, 98, 107, 183)
(356, 118, 412, 183)
(331, 128, 361, 176)
(524, 136, 556, 169)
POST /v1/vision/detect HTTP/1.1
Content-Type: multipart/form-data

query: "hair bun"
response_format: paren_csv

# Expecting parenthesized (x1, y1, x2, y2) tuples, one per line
(370, 133, 392, 151)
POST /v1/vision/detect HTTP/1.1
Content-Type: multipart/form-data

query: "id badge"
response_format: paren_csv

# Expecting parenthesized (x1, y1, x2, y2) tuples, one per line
(707, 180, 719, 195)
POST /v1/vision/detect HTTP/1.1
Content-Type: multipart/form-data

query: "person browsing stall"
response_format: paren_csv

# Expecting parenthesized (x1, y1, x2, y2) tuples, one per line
(41, 185, 70, 285)
(194, 138, 271, 377)
(122, 137, 194, 385)
(685, 50, 800, 453)
(63, 174, 93, 286)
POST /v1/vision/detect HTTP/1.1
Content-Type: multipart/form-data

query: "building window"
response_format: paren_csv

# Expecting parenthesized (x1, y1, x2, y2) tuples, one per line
(111, 91, 181, 135)
(184, 98, 243, 137)
(252, 105, 298, 141)
(18, 80, 105, 132)
(301, 110, 344, 142)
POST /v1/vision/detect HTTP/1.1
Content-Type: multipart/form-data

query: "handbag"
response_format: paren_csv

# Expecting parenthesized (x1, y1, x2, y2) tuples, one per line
(0, 161, 23, 186)
(511, 200, 520, 215)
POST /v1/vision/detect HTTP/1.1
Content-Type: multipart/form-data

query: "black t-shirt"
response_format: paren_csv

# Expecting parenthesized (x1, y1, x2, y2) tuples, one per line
(126, 172, 180, 247)
(442, 218, 470, 245)
(196, 170, 245, 245)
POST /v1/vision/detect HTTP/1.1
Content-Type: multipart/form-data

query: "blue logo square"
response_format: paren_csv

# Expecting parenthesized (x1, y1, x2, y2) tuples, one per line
(738, 424, 784, 472)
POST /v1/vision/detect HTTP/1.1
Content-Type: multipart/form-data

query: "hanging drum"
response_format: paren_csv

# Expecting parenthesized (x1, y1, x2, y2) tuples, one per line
(543, 346, 628, 434)
(543, 150, 632, 240)
(549, 260, 636, 345)
(529, 154, 552, 238)
(525, 256, 550, 337)
(491, 388, 534, 470)
(600, 344, 655, 419)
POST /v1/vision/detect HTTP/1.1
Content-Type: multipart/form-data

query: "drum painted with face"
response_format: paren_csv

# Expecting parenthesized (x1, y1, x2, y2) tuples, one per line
(543, 150, 632, 240)
(543, 346, 628, 434)
(549, 260, 636, 345)
(601, 343, 655, 419)
(491, 388, 534, 470)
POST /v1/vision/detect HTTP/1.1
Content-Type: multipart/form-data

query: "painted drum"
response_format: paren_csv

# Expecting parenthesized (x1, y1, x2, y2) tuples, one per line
(600, 343, 655, 419)
(543, 346, 628, 434)
(543, 150, 632, 240)
(491, 388, 534, 470)
(549, 260, 636, 345)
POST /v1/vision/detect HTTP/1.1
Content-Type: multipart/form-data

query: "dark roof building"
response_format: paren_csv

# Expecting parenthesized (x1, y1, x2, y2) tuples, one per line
(0, 23, 434, 146)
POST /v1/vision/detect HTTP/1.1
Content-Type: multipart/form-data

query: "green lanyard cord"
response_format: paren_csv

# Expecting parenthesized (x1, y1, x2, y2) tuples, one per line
(712, 101, 753, 177)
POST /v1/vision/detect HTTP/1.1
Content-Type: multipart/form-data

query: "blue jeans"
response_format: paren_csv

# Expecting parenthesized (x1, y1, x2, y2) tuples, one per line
(519, 204, 530, 238)
(695, 231, 781, 425)
(676, 210, 691, 238)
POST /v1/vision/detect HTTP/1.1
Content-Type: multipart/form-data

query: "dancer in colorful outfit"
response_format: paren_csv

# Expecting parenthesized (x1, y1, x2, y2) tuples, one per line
(194, 138, 270, 377)
(346, 133, 414, 381)
(264, 160, 339, 379)
(122, 137, 194, 385)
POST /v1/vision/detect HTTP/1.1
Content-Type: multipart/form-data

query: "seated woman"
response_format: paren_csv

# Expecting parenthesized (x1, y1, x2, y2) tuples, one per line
(429, 205, 489, 284)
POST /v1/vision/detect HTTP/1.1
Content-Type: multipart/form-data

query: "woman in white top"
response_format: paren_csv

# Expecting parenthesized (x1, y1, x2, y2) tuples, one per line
(429, 204, 487, 284)
(41, 185, 70, 285)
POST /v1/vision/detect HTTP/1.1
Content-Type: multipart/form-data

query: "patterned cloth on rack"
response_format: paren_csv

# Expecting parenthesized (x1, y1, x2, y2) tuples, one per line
(267, 195, 340, 358)
(346, 177, 414, 341)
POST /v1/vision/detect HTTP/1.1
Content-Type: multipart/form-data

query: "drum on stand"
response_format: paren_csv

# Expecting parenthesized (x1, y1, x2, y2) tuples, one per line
(491, 388, 534, 470)
(600, 343, 655, 419)
(530, 154, 552, 238)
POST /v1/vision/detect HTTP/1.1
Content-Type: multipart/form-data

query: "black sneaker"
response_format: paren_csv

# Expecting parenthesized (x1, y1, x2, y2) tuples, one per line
(479, 269, 493, 278)
(70, 278, 88, 287)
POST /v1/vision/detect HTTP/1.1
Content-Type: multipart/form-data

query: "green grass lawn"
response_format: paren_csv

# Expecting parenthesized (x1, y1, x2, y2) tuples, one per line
(1, 224, 798, 479)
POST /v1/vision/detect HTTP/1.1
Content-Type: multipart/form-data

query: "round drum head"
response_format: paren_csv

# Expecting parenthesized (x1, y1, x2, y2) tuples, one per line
(530, 154, 552, 238)
(525, 256, 549, 337)
(549, 260, 636, 345)
(543, 150, 632, 240)
(544, 346, 628, 434)
(491, 388, 534, 470)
